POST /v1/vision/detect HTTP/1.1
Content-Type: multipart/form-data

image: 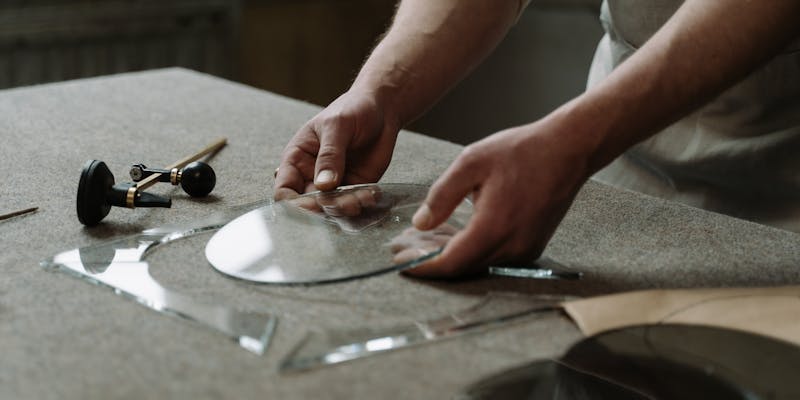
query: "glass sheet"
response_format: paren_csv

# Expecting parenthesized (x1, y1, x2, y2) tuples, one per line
(41, 201, 277, 355)
(206, 184, 474, 284)
(459, 324, 800, 399)
(280, 292, 571, 372)
(41, 183, 581, 356)
(206, 183, 581, 284)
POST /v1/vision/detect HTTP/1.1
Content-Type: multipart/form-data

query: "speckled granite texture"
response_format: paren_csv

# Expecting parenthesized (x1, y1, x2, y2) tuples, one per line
(2, 68, 800, 399)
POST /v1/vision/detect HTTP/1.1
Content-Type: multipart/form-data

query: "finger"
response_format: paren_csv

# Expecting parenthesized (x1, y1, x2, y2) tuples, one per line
(274, 163, 308, 200)
(404, 207, 502, 278)
(327, 193, 362, 217)
(317, 186, 382, 217)
(275, 131, 318, 198)
(392, 246, 440, 266)
(274, 187, 300, 201)
(387, 228, 432, 252)
(287, 195, 322, 213)
(352, 188, 379, 209)
(432, 223, 459, 235)
(412, 154, 485, 231)
(386, 226, 449, 253)
(313, 119, 351, 191)
(304, 181, 318, 194)
(277, 179, 318, 202)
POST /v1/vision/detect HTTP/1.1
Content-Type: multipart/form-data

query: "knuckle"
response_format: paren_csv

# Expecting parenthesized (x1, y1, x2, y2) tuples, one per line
(458, 144, 484, 168)
(427, 179, 449, 204)
(317, 143, 340, 160)
(282, 145, 307, 164)
(318, 112, 350, 133)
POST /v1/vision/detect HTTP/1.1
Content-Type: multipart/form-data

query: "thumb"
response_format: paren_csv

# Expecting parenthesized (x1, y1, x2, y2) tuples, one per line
(313, 124, 350, 191)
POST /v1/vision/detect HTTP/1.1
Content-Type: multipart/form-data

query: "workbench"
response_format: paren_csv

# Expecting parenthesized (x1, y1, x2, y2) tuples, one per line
(2, 68, 799, 399)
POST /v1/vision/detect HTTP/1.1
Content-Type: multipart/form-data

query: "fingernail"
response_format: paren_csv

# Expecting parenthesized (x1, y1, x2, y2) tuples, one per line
(412, 204, 432, 229)
(315, 169, 335, 185)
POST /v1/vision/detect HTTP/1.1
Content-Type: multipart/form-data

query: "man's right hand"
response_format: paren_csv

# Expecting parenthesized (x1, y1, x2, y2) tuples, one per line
(274, 89, 400, 200)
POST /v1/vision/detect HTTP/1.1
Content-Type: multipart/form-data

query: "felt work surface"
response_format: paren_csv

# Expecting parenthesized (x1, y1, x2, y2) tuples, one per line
(2, 68, 800, 399)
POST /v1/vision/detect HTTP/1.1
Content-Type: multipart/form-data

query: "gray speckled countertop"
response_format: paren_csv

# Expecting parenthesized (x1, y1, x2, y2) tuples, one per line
(2, 68, 799, 399)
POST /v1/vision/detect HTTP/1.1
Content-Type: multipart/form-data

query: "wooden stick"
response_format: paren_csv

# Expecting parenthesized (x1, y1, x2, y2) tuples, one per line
(136, 137, 227, 191)
(0, 207, 38, 221)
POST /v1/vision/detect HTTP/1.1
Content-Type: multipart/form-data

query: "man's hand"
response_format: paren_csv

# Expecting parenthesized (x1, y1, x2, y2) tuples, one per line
(406, 115, 592, 277)
(403, 0, 800, 278)
(274, 0, 522, 202)
(274, 90, 399, 200)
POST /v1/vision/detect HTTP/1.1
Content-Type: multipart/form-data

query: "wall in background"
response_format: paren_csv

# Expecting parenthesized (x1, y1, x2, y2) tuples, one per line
(236, 0, 604, 144)
(237, 0, 395, 107)
(410, 3, 604, 144)
(0, 1, 238, 89)
(0, 0, 603, 146)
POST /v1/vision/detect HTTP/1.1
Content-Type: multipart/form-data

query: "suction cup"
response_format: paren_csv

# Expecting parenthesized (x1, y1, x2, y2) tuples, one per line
(77, 160, 114, 226)
(180, 161, 216, 197)
(129, 161, 216, 197)
(77, 160, 172, 226)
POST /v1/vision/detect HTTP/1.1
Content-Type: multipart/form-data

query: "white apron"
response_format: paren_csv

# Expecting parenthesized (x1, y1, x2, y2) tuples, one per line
(589, 0, 800, 232)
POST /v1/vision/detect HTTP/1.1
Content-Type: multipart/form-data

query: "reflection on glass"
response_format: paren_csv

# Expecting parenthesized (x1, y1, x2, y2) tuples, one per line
(206, 184, 473, 284)
(487, 256, 584, 281)
(280, 292, 570, 372)
(40, 201, 277, 355)
(459, 324, 800, 399)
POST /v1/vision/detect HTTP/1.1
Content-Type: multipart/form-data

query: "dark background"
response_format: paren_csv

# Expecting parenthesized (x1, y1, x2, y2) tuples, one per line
(0, 0, 602, 144)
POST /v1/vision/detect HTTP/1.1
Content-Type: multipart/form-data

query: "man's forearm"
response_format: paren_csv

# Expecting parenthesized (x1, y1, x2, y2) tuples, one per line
(554, 0, 800, 174)
(351, 0, 523, 128)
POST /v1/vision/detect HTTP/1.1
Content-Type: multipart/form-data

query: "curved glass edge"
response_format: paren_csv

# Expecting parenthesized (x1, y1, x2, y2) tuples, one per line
(211, 247, 445, 287)
(279, 292, 575, 372)
(40, 200, 276, 355)
(206, 183, 468, 285)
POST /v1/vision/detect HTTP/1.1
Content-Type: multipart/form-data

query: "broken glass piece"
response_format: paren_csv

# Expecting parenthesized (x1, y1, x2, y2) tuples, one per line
(488, 257, 583, 280)
(206, 183, 473, 284)
(40, 200, 277, 355)
(280, 292, 572, 372)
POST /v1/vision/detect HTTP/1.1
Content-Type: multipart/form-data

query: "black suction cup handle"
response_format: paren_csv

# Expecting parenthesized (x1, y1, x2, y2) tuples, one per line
(135, 190, 172, 208)
(130, 164, 173, 183)
(107, 183, 171, 208)
(77, 160, 114, 226)
(78, 160, 172, 227)
(180, 161, 216, 197)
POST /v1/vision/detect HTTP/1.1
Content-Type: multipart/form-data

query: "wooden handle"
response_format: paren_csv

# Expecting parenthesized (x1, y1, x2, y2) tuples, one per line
(0, 207, 38, 221)
(136, 137, 227, 191)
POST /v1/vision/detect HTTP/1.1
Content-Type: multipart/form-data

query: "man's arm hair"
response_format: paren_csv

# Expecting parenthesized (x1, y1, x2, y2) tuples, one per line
(351, 0, 523, 128)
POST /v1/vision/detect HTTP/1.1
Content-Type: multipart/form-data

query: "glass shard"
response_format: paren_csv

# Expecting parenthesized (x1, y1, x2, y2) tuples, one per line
(41, 200, 277, 355)
(280, 292, 571, 372)
(488, 256, 583, 280)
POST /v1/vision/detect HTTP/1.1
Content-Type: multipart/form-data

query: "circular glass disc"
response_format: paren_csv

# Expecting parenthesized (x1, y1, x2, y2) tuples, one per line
(205, 183, 473, 284)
